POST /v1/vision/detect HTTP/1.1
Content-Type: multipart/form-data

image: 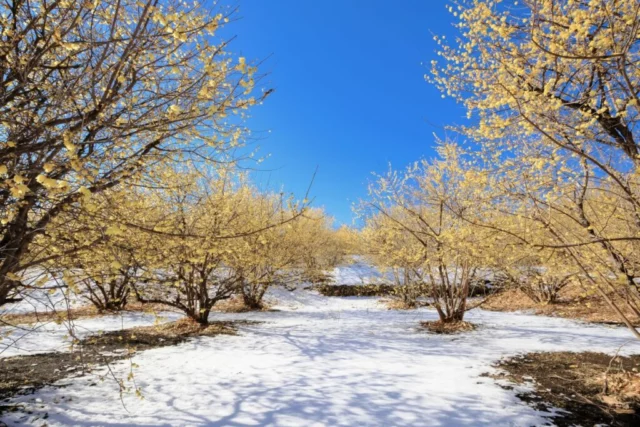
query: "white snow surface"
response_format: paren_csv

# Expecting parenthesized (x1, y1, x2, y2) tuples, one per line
(328, 261, 395, 285)
(2, 286, 640, 427)
(327, 262, 499, 286)
(0, 281, 82, 316)
(0, 311, 183, 358)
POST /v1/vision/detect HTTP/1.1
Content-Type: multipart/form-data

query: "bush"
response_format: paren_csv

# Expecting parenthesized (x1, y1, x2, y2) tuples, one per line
(314, 284, 396, 297)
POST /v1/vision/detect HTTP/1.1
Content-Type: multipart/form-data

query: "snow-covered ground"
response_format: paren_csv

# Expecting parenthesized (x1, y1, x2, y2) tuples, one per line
(328, 260, 394, 285)
(327, 260, 499, 286)
(2, 285, 639, 427)
(0, 284, 77, 316)
(0, 311, 182, 358)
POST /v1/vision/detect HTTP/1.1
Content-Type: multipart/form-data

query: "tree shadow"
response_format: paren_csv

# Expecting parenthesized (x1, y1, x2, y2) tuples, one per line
(3, 298, 638, 426)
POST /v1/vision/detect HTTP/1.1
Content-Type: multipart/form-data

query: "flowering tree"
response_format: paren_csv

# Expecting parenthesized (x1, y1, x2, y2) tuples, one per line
(430, 0, 640, 336)
(230, 208, 341, 309)
(0, 0, 265, 306)
(108, 170, 304, 325)
(362, 145, 492, 322)
(45, 187, 151, 312)
(226, 194, 307, 310)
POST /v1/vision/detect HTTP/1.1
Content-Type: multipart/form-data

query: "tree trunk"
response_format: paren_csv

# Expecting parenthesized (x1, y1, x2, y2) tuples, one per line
(242, 292, 263, 310)
(240, 282, 268, 310)
(194, 307, 210, 325)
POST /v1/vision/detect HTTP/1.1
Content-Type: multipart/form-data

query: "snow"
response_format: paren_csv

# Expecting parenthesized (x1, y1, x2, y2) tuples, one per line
(327, 262, 500, 286)
(0, 273, 182, 358)
(327, 261, 395, 285)
(2, 287, 640, 426)
(0, 281, 77, 316)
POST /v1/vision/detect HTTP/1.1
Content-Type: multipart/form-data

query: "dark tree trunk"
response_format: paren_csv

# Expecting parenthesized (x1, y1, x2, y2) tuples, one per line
(242, 292, 264, 310)
(190, 307, 210, 326)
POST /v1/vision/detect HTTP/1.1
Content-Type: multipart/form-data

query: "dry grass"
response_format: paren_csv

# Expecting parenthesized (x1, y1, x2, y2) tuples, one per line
(124, 301, 182, 314)
(381, 298, 431, 310)
(600, 371, 640, 409)
(314, 283, 397, 297)
(130, 317, 238, 338)
(482, 284, 640, 326)
(215, 296, 275, 313)
(87, 317, 236, 346)
(383, 299, 418, 310)
(420, 320, 476, 334)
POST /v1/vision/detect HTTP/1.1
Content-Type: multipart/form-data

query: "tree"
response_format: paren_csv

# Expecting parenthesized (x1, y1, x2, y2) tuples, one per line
(431, 0, 640, 168)
(229, 208, 346, 310)
(430, 0, 640, 336)
(292, 210, 351, 285)
(47, 188, 149, 312)
(361, 211, 428, 308)
(0, 0, 265, 306)
(362, 145, 491, 322)
(226, 193, 303, 310)
(489, 229, 578, 305)
(450, 138, 640, 333)
(124, 170, 304, 325)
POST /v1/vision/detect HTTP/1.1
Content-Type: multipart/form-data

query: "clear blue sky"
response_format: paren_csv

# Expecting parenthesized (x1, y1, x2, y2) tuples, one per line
(226, 1, 466, 225)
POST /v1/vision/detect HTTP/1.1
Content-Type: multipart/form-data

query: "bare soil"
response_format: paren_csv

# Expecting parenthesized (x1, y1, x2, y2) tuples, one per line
(488, 351, 640, 426)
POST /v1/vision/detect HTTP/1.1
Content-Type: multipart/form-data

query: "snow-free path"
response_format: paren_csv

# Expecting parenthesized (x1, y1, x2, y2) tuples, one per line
(3, 289, 640, 426)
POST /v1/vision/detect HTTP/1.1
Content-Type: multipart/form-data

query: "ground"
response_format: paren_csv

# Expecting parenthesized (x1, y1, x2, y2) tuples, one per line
(490, 352, 640, 426)
(0, 319, 241, 402)
(1, 281, 639, 427)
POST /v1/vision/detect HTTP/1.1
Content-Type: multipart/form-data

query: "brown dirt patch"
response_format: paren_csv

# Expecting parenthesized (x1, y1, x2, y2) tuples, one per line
(482, 286, 640, 326)
(0, 318, 251, 407)
(488, 351, 640, 426)
(420, 320, 476, 334)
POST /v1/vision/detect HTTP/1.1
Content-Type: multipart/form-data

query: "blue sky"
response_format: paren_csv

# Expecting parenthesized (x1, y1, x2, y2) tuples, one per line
(226, 1, 466, 225)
